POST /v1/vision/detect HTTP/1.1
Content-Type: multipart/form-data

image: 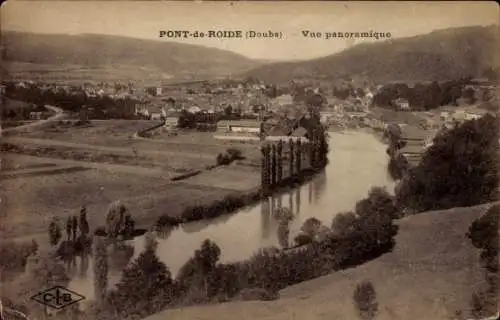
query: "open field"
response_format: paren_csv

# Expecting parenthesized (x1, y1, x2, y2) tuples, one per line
(9, 121, 262, 168)
(1, 141, 211, 174)
(0, 163, 238, 240)
(15, 120, 161, 145)
(1, 120, 264, 243)
(181, 164, 261, 192)
(16, 120, 261, 156)
(1, 155, 58, 171)
(146, 202, 495, 320)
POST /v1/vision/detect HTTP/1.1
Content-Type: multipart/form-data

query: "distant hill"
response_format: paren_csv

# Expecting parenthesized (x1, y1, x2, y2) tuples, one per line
(1, 31, 262, 82)
(244, 25, 499, 84)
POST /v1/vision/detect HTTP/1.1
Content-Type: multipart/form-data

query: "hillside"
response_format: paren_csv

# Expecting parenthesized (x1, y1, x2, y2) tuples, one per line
(145, 202, 497, 320)
(1, 32, 262, 82)
(245, 25, 499, 84)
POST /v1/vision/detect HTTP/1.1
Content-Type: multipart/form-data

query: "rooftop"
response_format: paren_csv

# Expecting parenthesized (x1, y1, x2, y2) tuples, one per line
(400, 125, 433, 140)
(399, 144, 425, 155)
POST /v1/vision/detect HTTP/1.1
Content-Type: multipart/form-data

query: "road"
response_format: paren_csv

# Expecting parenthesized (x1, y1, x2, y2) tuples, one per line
(1, 105, 65, 135)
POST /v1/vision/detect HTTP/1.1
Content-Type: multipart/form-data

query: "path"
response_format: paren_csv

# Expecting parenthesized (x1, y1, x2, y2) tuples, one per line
(1, 105, 65, 135)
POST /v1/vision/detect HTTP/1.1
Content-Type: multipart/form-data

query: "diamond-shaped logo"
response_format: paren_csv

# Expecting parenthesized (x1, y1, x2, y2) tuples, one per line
(30, 286, 85, 310)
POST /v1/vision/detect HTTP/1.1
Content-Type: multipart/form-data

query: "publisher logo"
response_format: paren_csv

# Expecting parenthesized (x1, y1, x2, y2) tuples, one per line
(31, 286, 85, 310)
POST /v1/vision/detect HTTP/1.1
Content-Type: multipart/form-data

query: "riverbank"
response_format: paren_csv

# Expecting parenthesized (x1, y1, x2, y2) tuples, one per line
(145, 202, 493, 320)
(155, 166, 325, 229)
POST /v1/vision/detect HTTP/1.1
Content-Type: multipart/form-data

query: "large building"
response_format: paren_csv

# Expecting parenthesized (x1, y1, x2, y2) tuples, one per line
(216, 120, 262, 134)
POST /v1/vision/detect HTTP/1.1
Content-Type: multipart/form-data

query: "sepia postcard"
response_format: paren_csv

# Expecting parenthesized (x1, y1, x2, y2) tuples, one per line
(0, 1, 498, 320)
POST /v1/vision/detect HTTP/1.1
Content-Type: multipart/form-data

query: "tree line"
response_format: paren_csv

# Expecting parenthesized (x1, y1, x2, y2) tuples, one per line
(93, 186, 399, 320)
(4, 82, 141, 119)
(372, 78, 483, 111)
(395, 113, 498, 213)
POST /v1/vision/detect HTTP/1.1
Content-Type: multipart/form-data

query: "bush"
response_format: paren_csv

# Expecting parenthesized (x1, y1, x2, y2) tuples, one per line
(300, 217, 322, 237)
(331, 211, 358, 237)
(0, 240, 38, 279)
(179, 193, 253, 223)
(216, 148, 245, 166)
(294, 233, 313, 246)
(155, 215, 182, 228)
(226, 148, 244, 160)
(216, 153, 231, 166)
(353, 281, 378, 320)
(387, 154, 409, 180)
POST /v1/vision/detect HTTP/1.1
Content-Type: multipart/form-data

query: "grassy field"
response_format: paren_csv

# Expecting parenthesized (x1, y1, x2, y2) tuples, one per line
(1, 121, 263, 242)
(11, 122, 262, 169)
(145, 203, 495, 320)
(1, 156, 57, 171)
(181, 164, 261, 192)
(17, 120, 160, 145)
(0, 166, 235, 240)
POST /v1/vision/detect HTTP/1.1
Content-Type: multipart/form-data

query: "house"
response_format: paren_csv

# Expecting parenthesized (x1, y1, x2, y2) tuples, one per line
(216, 120, 262, 134)
(400, 125, 430, 147)
(396, 144, 425, 167)
(451, 109, 467, 122)
(394, 98, 410, 111)
(148, 106, 166, 120)
(156, 87, 163, 96)
(319, 111, 337, 124)
(188, 106, 201, 114)
(29, 112, 43, 120)
(464, 107, 489, 121)
(164, 112, 181, 128)
(274, 94, 294, 107)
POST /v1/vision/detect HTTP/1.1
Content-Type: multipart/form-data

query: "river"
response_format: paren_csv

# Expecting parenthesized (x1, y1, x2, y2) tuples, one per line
(69, 130, 395, 303)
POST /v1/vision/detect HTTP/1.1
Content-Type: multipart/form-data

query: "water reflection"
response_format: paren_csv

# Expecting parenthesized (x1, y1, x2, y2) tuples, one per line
(71, 131, 395, 300)
(277, 222, 290, 248)
(296, 187, 301, 215)
(261, 197, 271, 240)
(312, 171, 327, 203)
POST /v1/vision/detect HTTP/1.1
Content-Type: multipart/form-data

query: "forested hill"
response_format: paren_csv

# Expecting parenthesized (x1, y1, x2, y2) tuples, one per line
(244, 25, 499, 84)
(1, 31, 262, 80)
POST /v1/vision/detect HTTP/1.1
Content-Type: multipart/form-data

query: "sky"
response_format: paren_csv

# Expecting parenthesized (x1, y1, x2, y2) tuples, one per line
(1, 1, 498, 61)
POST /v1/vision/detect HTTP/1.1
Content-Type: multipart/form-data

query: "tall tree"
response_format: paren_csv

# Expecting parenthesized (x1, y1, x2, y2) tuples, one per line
(289, 139, 295, 177)
(79, 206, 90, 237)
(66, 216, 73, 241)
(277, 140, 283, 183)
(72, 216, 78, 242)
(396, 114, 498, 212)
(93, 235, 109, 305)
(271, 144, 277, 187)
(295, 139, 302, 173)
(114, 234, 174, 317)
(48, 218, 62, 246)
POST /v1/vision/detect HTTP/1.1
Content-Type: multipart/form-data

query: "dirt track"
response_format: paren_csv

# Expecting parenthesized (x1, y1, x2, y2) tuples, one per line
(1, 105, 65, 135)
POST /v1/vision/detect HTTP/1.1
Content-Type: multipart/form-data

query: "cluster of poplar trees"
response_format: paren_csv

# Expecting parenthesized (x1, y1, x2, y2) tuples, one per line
(261, 130, 328, 194)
